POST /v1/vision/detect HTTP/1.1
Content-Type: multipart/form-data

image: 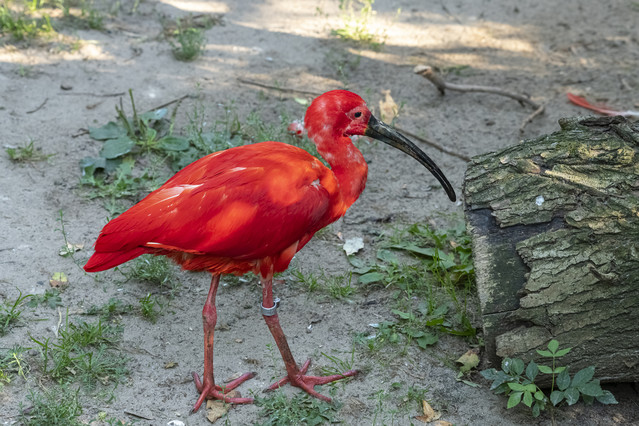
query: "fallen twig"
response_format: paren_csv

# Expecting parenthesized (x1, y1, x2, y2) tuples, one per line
(237, 77, 322, 97)
(519, 104, 546, 134)
(148, 93, 192, 112)
(414, 65, 540, 108)
(59, 91, 126, 97)
(26, 98, 48, 114)
(414, 65, 544, 132)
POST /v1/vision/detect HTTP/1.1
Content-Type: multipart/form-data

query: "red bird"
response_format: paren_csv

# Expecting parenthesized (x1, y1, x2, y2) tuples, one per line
(84, 90, 456, 412)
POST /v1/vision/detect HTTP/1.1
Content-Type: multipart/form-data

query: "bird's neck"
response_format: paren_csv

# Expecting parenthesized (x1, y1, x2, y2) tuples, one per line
(315, 135, 368, 212)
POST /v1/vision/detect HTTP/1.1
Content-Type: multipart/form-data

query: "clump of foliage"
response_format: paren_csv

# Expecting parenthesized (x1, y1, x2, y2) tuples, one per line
(6, 139, 53, 163)
(331, 0, 387, 49)
(20, 386, 83, 426)
(481, 339, 617, 418)
(352, 222, 476, 352)
(30, 317, 128, 389)
(0, 289, 31, 336)
(255, 391, 342, 426)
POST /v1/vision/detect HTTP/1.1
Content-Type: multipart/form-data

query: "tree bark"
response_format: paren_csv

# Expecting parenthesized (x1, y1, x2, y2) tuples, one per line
(464, 116, 639, 383)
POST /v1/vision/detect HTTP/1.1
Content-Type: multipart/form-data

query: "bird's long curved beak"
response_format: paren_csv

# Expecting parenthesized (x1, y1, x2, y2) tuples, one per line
(365, 115, 456, 202)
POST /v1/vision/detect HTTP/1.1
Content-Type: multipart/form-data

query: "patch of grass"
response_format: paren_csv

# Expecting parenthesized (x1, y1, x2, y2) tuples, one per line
(31, 316, 128, 389)
(6, 139, 53, 163)
(331, 0, 386, 49)
(290, 269, 356, 300)
(254, 391, 342, 426)
(0, 289, 32, 336)
(27, 288, 63, 309)
(20, 385, 83, 426)
(0, 345, 30, 390)
(351, 222, 476, 352)
(482, 339, 617, 419)
(163, 13, 221, 61)
(138, 293, 159, 323)
(128, 254, 175, 287)
(170, 24, 204, 61)
(86, 298, 133, 321)
(320, 347, 356, 378)
(0, 4, 54, 41)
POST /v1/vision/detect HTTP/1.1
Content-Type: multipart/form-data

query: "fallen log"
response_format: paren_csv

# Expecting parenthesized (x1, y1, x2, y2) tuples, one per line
(464, 116, 639, 382)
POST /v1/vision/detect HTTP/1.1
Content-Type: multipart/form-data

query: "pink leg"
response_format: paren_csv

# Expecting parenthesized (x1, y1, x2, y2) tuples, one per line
(191, 275, 255, 413)
(261, 273, 358, 401)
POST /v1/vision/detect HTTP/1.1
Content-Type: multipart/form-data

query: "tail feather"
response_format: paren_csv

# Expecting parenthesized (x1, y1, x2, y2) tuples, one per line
(84, 247, 149, 272)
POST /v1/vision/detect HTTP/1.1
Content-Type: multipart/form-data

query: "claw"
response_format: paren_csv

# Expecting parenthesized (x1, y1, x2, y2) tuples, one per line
(265, 359, 358, 402)
(191, 371, 256, 413)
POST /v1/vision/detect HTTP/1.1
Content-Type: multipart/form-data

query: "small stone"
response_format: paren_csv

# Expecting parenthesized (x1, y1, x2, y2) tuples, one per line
(60, 83, 73, 90)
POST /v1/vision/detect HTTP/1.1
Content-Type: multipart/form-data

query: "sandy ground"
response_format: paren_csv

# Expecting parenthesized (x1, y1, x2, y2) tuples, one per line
(1, 0, 638, 424)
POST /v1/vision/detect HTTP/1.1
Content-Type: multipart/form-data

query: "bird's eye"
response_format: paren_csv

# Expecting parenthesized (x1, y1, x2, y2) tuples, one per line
(354, 111, 362, 118)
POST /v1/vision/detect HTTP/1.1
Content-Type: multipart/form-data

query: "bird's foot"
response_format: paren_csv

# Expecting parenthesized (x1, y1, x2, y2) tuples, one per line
(265, 359, 358, 402)
(191, 371, 256, 413)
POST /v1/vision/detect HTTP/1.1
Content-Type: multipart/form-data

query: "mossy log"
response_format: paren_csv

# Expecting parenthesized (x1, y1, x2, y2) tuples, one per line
(464, 116, 639, 382)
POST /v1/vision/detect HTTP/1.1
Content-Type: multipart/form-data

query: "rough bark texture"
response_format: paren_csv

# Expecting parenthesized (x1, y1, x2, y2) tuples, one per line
(464, 116, 639, 383)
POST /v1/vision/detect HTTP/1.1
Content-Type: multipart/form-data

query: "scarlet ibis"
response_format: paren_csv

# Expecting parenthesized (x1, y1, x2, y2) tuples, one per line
(84, 90, 456, 412)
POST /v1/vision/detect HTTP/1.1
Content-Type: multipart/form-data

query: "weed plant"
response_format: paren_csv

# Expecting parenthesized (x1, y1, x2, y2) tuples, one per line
(0, 289, 31, 336)
(20, 385, 83, 426)
(482, 339, 617, 419)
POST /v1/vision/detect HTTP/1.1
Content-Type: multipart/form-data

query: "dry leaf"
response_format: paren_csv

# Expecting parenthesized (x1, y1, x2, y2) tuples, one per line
(343, 237, 364, 255)
(59, 242, 84, 257)
(50, 272, 68, 287)
(379, 90, 399, 123)
(415, 400, 441, 423)
(432, 421, 453, 426)
(206, 393, 237, 423)
(456, 348, 480, 373)
(164, 362, 178, 369)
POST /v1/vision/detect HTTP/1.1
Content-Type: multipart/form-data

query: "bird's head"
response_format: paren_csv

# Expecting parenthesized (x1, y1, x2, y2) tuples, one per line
(304, 90, 456, 202)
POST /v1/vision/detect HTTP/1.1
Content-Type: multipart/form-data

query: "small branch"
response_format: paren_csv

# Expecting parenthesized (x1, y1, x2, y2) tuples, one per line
(414, 65, 541, 109)
(26, 98, 48, 114)
(395, 126, 471, 162)
(148, 93, 192, 112)
(59, 91, 126, 97)
(519, 104, 546, 134)
(237, 77, 322, 97)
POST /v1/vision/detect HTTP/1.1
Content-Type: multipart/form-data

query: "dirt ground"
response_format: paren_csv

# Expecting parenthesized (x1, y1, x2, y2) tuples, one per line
(1, 0, 638, 425)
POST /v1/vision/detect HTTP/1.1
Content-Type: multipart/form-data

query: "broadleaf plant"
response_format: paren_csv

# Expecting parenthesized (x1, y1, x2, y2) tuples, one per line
(481, 340, 617, 418)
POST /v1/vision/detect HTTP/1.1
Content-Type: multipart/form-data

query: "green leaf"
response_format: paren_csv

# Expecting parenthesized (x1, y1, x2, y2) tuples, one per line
(554, 347, 571, 357)
(507, 382, 527, 392)
(525, 361, 539, 381)
(376, 249, 398, 264)
(511, 358, 525, 376)
(532, 401, 541, 417)
(358, 272, 385, 284)
(391, 309, 414, 321)
(416, 333, 438, 348)
(100, 136, 135, 159)
(556, 369, 571, 391)
(480, 369, 498, 381)
(550, 390, 564, 406)
(139, 108, 167, 122)
(595, 390, 618, 405)
(571, 366, 595, 388)
(522, 391, 533, 407)
(80, 156, 106, 176)
(157, 136, 190, 151)
(554, 366, 566, 374)
(534, 390, 545, 401)
(547, 339, 559, 353)
(89, 121, 126, 140)
(564, 387, 580, 405)
(507, 391, 523, 409)
(390, 243, 438, 257)
(538, 365, 553, 374)
(536, 349, 554, 357)
(579, 381, 603, 397)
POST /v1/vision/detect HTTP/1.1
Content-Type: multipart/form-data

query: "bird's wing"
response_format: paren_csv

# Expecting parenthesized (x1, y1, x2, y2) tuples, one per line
(89, 142, 341, 266)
